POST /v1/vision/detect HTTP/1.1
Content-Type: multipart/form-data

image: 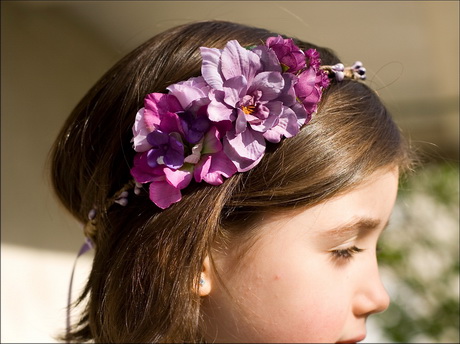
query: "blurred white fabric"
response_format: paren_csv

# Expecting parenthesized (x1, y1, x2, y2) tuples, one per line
(1, 243, 93, 343)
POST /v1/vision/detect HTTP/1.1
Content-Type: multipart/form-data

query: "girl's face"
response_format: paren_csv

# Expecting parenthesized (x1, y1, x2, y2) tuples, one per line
(201, 167, 398, 343)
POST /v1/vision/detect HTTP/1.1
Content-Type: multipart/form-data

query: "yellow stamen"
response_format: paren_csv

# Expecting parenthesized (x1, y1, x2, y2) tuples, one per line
(241, 105, 256, 115)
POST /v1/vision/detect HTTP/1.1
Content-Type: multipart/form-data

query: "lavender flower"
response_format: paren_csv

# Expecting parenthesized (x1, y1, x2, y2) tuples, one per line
(201, 40, 307, 172)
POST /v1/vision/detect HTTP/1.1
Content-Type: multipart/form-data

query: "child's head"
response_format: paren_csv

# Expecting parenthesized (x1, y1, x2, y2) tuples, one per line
(51, 21, 412, 343)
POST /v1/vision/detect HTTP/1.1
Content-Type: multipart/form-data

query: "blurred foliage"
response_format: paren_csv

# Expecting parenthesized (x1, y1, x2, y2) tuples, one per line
(375, 162, 459, 343)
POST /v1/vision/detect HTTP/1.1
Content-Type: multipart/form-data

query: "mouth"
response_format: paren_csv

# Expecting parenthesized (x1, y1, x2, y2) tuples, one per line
(336, 334, 366, 343)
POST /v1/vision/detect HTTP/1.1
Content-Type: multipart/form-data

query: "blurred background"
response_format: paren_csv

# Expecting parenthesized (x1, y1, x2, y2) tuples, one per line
(1, 1, 458, 342)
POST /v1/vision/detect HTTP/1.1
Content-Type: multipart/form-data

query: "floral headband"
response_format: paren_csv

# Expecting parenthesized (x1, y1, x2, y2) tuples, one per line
(128, 36, 366, 209)
(87, 35, 366, 230)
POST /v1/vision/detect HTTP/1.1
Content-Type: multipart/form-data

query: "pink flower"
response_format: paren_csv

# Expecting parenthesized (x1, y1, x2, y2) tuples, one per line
(294, 49, 330, 116)
(266, 35, 306, 73)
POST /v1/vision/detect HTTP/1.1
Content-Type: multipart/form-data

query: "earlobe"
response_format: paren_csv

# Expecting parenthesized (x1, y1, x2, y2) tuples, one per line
(199, 256, 212, 297)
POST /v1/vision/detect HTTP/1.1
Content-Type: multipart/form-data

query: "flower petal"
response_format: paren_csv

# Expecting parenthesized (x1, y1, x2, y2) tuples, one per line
(251, 45, 282, 72)
(194, 155, 211, 183)
(248, 71, 284, 101)
(131, 152, 164, 183)
(147, 130, 169, 146)
(195, 151, 237, 185)
(220, 40, 261, 85)
(149, 181, 182, 209)
(208, 89, 235, 122)
(263, 107, 299, 143)
(163, 165, 193, 189)
(205, 151, 238, 184)
(295, 68, 317, 99)
(144, 93, 183, 132)
(163, 147, 185, 169)
(147, 148, 163, 168)
(291, 101, 309, 127)
(266, 36, 306, 73)
(167, 76, 210, 109)
(223, 75, 248, 106)
(184, 141, 203, 164)
(223, 129, 266, 172)
(276, 73, 297, 107)
(235, 109, 248, 135)
(202, 127, 223, 154)
(200, 47, 224, 90)
(300, 87, 322, 114)
(132, 108, 153, 152)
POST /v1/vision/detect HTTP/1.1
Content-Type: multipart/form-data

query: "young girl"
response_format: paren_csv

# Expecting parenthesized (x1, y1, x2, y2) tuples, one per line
(51, 21, 412, 343)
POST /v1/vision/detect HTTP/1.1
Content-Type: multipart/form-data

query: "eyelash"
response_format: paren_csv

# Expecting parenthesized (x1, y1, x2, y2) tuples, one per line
(331, 246, 364, 260)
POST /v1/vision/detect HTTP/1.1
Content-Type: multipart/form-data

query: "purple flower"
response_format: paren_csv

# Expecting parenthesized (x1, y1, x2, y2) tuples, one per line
(130, 93, 190, 208)
(131, 91, 236, 209)
(146, 130, 184, 169)
(130, 152, 188, 209)
(132, 93, 183, 153)
(177, 104, 210, 145)
(266, 35, 306, 73)
(201, 40, 307, 172)
(168, 76, 212, 144)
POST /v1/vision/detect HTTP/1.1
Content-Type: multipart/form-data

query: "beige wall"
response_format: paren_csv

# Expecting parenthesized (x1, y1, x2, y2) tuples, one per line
(2, 0, 458, 251)
(1, 1, 459, 342)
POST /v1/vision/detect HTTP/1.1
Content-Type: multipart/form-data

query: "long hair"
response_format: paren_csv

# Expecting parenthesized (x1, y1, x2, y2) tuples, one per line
(50, 20, 412, 342)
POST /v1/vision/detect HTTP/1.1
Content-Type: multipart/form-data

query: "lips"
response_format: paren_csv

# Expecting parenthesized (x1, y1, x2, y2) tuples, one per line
(336, 334, 366, 343)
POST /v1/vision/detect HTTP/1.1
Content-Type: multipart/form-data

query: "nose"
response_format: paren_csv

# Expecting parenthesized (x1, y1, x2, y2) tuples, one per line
(353, 260, 390, 316)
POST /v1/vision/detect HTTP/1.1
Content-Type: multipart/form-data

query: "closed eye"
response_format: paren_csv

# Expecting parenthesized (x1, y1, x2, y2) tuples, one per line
(331, 246, 364, 261)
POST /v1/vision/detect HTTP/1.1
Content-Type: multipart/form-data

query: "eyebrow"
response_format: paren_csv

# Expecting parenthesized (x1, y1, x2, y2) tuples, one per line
(320, 217, 389, 240)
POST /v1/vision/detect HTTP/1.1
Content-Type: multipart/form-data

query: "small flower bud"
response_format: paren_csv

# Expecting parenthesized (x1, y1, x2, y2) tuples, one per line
(115, 198, 128, 207)
(88, 208, 97, 221)
(335, 71, 344, 82)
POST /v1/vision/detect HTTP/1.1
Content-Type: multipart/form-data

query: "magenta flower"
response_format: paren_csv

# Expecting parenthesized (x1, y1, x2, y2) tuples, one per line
(132, 93, 183, 153)
(130, 152, 187, 209)
(266, 35, 306, 73)
(294, 49, 330, 116)
(201, 40, 307, 172)
(305, 48, 322, 69)
(192, 127, 237, 185)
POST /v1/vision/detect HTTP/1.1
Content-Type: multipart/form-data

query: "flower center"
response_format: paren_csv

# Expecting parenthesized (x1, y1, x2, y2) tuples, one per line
(241, 105, 256, 115)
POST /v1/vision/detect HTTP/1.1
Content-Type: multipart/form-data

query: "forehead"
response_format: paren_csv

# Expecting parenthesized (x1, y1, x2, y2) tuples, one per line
(258, 168, 399, 238)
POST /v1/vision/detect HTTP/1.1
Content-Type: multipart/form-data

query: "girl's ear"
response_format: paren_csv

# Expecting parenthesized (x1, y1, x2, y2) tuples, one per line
(199, 255, 212, 297)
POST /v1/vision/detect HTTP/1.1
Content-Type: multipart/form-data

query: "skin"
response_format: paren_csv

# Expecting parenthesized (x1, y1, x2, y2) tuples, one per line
(200, 167, 398, 343)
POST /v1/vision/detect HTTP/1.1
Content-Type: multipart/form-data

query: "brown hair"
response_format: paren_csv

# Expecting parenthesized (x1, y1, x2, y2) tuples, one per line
(50, 21, 412, 342)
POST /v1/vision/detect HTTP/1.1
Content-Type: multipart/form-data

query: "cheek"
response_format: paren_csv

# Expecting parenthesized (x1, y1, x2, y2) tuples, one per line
(211, 249, 350, 342)
(258, 265, 348, 341)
